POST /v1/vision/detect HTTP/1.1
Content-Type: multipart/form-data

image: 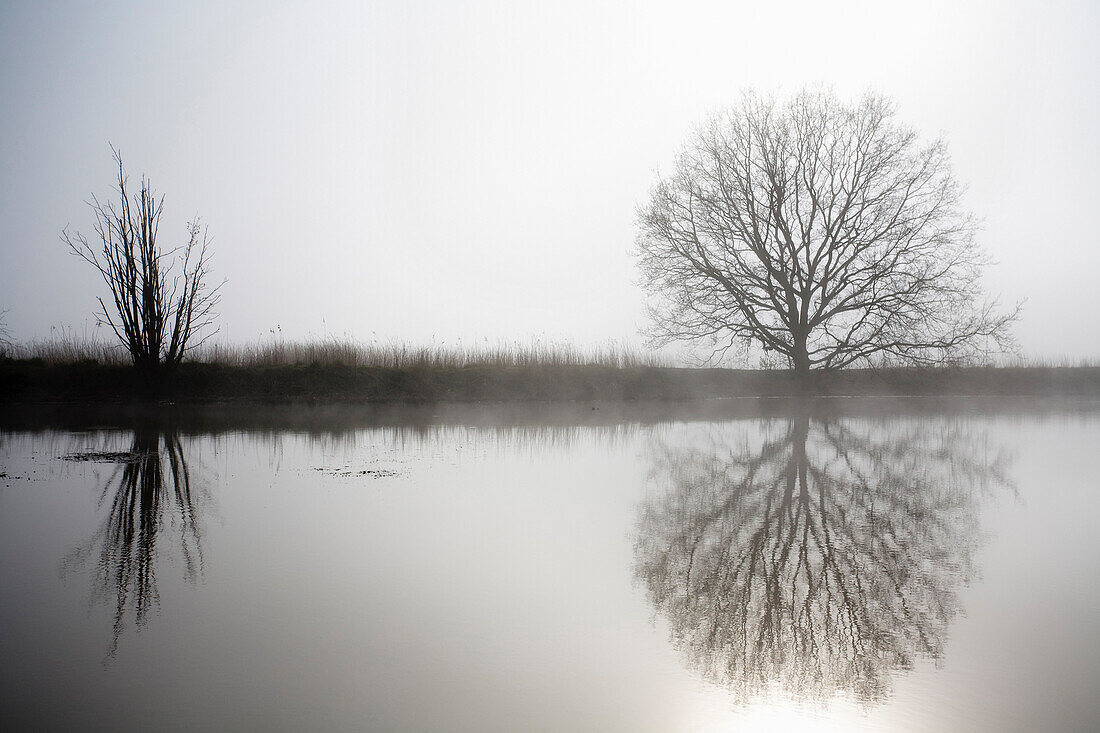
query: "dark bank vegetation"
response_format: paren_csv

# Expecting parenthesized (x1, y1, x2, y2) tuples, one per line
(1, 337, 1098, 403)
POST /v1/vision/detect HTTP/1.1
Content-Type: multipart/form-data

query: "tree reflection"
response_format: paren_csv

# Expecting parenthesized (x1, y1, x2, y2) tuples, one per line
(66, 429, 205, 655)
(634, 411, 1011, 705)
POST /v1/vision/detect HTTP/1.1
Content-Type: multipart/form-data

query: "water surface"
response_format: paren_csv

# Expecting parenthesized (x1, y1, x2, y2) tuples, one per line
(1, 399, 1098, 731)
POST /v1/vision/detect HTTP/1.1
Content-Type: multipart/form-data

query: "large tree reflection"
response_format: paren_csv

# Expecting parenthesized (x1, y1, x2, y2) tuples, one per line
(66, 429, 205, 655)
(634, 411, 1012, 705)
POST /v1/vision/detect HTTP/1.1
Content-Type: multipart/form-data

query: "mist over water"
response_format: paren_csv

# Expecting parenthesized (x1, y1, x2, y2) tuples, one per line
(1, 400, 1098, 731)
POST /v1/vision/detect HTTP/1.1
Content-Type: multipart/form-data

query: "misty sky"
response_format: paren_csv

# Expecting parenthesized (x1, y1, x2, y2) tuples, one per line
(1, 0, 1098, 361)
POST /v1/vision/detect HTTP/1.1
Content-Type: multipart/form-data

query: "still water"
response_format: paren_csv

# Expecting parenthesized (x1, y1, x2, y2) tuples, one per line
(1, 399, 1098, 731)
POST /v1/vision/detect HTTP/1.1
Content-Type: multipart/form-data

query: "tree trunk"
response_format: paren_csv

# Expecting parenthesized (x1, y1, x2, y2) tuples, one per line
(792, 332, 814, 394)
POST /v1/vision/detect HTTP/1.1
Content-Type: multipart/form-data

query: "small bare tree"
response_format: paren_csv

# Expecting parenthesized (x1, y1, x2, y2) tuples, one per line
(64, 150, 222, 375)
(637, 89, 1018, 374)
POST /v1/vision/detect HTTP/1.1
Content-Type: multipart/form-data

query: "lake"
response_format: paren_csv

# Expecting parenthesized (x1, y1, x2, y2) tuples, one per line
(2, 398, 1098, 731)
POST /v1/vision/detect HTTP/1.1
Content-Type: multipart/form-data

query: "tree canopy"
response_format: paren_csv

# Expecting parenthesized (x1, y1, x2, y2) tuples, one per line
(637, 89, 1017, 371)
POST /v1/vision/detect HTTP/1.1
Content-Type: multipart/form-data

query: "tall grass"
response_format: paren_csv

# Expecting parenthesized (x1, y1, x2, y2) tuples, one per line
(6, 332, 669, 369)
(8, 328, 1095, 370)
(0, 309, 11, 357)
(196, 337, 668, 369)
(996, 355, 1100, 369)
(5, 325, 128, 365)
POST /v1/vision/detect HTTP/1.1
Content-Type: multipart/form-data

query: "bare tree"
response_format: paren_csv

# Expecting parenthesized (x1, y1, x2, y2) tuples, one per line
(64, 150, 222, 375)
(637, 89, 1018, 374)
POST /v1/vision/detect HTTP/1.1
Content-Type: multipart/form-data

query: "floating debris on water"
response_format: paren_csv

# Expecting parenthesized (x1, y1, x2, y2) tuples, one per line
(60, 450, 152, 463)
(311, 466, 398, 478)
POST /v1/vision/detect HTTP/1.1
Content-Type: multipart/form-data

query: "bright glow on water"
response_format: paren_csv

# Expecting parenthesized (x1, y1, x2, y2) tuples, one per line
(1, 401, 1098, 731)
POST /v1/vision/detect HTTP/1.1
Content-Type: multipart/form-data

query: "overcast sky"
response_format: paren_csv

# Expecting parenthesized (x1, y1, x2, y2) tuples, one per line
(2, 0, 1098, 361)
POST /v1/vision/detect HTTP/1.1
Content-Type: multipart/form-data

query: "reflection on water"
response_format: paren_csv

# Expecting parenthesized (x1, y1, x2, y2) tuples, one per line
(62, 429, 205, 655)
(634, 411, 1013, 705)
(7, 402, 1100, 731)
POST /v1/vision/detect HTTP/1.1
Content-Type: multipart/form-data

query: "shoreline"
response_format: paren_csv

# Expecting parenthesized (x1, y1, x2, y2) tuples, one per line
(3, 360, 1099, 405)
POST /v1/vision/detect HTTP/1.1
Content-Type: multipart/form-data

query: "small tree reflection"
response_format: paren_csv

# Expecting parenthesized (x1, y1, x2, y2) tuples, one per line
(634, 412, 1012, 705)
(66, 429, 205, 655)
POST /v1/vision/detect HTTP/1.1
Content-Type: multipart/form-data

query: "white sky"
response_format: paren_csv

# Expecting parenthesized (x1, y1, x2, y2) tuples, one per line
(1, 0, 1098, 361)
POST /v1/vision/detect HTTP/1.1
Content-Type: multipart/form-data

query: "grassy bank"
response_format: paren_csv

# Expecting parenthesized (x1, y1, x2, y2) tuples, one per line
(3, 357, 1099, 403)
(3, 334, 1097, 402)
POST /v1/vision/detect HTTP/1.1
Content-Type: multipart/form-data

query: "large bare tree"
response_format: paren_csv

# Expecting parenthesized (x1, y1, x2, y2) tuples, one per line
(64, 150, 221, 375)
(637, 89, 1017, 373)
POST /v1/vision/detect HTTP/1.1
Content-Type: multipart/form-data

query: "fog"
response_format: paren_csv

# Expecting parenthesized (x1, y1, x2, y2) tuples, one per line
(1, 0, 1097, 360)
